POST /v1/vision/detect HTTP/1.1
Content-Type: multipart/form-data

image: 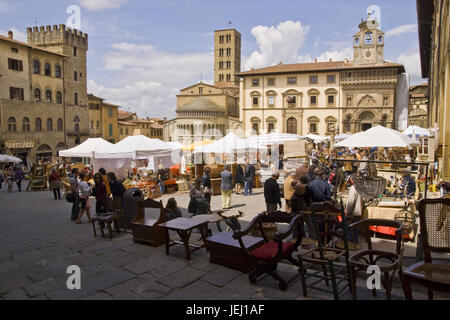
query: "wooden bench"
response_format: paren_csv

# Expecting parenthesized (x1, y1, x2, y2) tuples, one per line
(131, 198, 166, 247)
(207, 231, 264, 272)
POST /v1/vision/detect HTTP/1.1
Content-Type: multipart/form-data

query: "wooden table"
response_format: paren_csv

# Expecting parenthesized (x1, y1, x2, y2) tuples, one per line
(158, 217, 209, 260)
(191, 213, 224, 233)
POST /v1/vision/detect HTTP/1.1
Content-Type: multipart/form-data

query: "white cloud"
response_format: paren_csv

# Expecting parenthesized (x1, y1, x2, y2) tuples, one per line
(0, 27, 27, 42)
(244, 20, 310, 69)
(385, 24, 417, 38)
(395, 49, 422, 84)
(79, 0, 127, 11)
(315, 47, 353, 62)
(88, 42, 213, 118)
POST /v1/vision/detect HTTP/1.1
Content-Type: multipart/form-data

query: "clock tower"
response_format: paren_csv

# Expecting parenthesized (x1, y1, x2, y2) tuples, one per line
(353, 13, 384, 65)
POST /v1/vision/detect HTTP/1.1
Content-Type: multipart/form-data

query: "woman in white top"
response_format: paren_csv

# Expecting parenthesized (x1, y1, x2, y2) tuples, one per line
(76, 172, 92, 223)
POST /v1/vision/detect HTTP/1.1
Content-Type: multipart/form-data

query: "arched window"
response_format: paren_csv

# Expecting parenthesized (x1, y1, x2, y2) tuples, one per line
(266, 117, 277, 133)
(250, 117, 261, 135)
(56, 91, 62, 104)
(8, 117, 16, 132)
(46, 118, 53, 131)
(34, 88, 41, 102)
(74, 123, 80, 133)
(35, 118, 42, 131)
(22, 117, 30, 132)
(287, 117, 297, 134)
(74, 71, 78, 81)
(74, 92, 78, 105)
(45, 90, 52, 103)
(55, 65, 61, 78)
(44, 63, 51, 76)
(56, 142, 66, 150)
(57, 118, 63, 131)
(378, 35, 383, 43)
(365, 31, 373, 44)
(33, 60, 40, 74)
(354, 37, 360, 45)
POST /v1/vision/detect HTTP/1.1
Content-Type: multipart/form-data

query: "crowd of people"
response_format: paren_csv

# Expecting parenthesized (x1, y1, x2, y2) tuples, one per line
(0, 165, 25, 192)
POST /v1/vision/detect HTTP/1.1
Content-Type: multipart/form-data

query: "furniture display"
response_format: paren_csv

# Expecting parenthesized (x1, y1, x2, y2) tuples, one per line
(191, 212, 224, 235)
(207, 231, 265, 272)
(159, 217, 209, 261)
(298, 201, 351, 300)
(233, 212, 303, 291)
(131, 198, 166, 247)
(401, 198, 450, 300)
(348, 218, 403, 300)
(210, 178, 222, 195)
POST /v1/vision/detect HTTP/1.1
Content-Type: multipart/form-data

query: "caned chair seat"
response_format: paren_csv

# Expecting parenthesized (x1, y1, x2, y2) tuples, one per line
(311, 248, 346, 261)
(405, 262, 450, 284)
(349, 249, 401, 271)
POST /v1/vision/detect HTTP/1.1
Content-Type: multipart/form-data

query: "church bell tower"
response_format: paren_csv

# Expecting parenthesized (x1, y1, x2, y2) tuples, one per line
(353, 13, 384, 65)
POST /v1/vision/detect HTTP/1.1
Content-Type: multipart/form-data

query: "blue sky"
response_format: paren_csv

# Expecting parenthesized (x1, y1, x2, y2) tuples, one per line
(0, 0, 422, 118)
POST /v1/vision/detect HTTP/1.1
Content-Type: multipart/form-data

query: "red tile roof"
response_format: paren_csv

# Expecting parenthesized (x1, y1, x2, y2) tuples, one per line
(236, 60, 405, 76)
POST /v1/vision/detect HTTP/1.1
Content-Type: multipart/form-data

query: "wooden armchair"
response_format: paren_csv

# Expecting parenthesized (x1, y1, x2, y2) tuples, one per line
(401, 198, 450, 300)
(298, 200, 351, 300)
(233, 212, 303, 291)
(348, 218, 403, 300)
(131, 198, 166, 247)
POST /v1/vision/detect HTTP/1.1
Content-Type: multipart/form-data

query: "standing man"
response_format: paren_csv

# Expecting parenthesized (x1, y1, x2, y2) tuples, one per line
(284, 169, 297, 213)
(308, 168, 332, 207)
(69, 168, 80, 221)
(220, 165, 233, 209)
(244, 159, 255, 196)
(296, 160, 309, 182)
(14, 165, 24, 192)
(264, 171, 282, 213)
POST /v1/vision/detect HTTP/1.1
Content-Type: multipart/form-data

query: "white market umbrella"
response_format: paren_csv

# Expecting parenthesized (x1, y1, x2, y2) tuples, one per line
(95, 135, 174, 159)
(59, 138, 114, 158)
(403, 125, 431, 139)
(334, 126, 419, 148)
(0, 154, 22, 163)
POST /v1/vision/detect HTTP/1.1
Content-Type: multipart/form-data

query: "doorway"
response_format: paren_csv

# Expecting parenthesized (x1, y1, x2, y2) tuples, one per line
(361, 123, 372, 131)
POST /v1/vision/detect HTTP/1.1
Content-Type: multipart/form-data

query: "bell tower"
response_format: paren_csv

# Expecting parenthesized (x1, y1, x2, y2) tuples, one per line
(353, 13, 384, 65)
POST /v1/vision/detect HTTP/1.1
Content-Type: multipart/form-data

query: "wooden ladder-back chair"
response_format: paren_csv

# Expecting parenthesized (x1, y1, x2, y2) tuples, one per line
(233, 211, 303, 291)
(401, 198, 450, 300)
(298, 200, 351, 300)
(348, 218, 403, 300)
(131, 198, 166, 247)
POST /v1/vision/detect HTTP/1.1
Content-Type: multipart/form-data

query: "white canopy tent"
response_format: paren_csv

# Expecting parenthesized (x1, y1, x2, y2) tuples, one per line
(244, 132, 302, 146)
(93, 135, 181, 176)
(193, 132, 245, 154)
(59, 138, 114, 158)
(0, 154, 22, 163)
(334, 126, 420, 148)
(301, 133, 330, 144)
(403, 125, 432, 139)
(334, 133, 352, 141)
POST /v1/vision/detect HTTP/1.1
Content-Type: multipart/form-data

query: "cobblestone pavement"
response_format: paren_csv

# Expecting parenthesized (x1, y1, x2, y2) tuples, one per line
(0, 182, 449, 300)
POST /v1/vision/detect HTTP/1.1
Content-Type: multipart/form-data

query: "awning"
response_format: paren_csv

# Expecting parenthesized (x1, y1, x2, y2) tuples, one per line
(5, 140, 35, 149)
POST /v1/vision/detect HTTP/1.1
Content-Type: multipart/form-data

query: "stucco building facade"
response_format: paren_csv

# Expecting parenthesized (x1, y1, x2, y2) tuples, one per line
(237, 14, 405, 137)
(0, 25, 89, 165)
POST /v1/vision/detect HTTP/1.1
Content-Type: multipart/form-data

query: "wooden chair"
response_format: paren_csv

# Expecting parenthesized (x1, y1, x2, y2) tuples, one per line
(348, 218, 403, 300)
(233, 212, 303, 291)
(401, 198, 450, 300)
(131, 198, 166, 247)
(298, 200, 351, 300)
(91, 211, 124, 239)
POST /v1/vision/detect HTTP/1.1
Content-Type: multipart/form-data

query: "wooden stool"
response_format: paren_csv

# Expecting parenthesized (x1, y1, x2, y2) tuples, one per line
(92, 214, 123, 239)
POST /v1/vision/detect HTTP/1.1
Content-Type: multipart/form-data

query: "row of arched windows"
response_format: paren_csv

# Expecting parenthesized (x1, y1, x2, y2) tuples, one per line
(7, 117, 63, 132)
(33, 60, 61, 78)
(33, 88, 63, 104)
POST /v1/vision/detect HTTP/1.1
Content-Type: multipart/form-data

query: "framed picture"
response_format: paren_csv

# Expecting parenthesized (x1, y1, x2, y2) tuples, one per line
(34, 166, 45, 177)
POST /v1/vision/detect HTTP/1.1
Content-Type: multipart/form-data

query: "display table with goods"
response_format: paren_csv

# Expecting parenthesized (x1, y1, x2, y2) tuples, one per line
(123, 173, 161, 199)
